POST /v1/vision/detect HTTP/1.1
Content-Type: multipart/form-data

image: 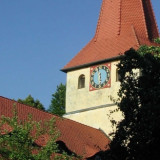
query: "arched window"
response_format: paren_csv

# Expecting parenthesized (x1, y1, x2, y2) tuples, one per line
(116, 68, 121, 82)
(78, 74, 85, 89)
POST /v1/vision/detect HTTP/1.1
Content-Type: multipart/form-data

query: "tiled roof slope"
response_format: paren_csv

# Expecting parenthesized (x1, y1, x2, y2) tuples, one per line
(62, 0, 160, 72)
(0, 96, 110, 159)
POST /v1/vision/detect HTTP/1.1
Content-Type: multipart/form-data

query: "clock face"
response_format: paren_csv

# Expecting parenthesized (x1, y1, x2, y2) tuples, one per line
(90, 63, 111, 91)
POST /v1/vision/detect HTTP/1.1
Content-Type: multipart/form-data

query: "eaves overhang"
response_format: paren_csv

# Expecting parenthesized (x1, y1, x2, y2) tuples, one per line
(61, 55, 122, 73)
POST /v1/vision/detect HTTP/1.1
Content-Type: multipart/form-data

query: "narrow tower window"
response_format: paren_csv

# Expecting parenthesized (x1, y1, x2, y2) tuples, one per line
(78, 74, 85, 89)
(116, 68, 121, 82)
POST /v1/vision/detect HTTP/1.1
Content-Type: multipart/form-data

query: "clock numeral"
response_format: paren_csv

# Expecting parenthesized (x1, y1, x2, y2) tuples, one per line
(104, 80, 107, 85)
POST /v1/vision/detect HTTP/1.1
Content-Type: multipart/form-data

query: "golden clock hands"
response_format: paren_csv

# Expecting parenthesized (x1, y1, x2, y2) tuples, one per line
(98, 69, 102, 85)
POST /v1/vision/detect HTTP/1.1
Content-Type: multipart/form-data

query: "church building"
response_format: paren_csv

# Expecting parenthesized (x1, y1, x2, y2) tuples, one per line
(62, 0, 160, 136)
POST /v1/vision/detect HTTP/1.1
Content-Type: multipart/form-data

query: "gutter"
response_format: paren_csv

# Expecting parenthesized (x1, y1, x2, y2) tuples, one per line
(61, 55, 121, 73)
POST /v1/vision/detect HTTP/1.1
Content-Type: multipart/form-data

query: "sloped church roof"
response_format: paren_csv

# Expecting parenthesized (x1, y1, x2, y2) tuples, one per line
(62, 0, 160, 72)
(0, 96, 110, 159)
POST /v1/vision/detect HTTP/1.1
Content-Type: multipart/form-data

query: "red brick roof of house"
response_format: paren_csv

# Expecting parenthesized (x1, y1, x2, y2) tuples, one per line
(0, 96, 110, 159)
(62, 0, 160, 72)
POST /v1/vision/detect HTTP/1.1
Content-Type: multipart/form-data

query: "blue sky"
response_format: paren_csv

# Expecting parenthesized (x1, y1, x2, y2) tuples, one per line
(0, 0, 160, 110)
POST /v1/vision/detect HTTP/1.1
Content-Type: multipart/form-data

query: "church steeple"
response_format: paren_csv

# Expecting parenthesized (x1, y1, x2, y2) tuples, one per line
(94, 0, 159, 41)
(62, 0, 160, 72)
(63, 0, 160, 135)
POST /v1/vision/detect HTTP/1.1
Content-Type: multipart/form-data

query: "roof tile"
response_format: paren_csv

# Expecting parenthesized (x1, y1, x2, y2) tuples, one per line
(0, 96, 110, 158)
(62, 0, 160, 71)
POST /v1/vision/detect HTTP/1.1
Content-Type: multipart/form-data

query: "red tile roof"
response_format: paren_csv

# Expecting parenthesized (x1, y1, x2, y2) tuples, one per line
(62, 0, 160, 72)
(0, 96, 110, 159)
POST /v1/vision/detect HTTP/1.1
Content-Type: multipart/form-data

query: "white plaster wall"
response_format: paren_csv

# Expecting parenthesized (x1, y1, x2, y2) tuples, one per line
(64, 104, 123, 138)
(65, 61, 141, 136)
(66, 61, 120, 113)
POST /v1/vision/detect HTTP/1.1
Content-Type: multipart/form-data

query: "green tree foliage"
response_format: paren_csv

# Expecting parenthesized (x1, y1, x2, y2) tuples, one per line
(154, 37, 160, 44)
(17, 95, 45, 111)
(106, 45, 160, 160)
(48, 83, 66, 116)
(0, 108, 73, 160)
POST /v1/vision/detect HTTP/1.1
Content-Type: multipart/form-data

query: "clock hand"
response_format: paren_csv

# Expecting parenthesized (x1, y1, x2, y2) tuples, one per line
(98, 69, 102, 85)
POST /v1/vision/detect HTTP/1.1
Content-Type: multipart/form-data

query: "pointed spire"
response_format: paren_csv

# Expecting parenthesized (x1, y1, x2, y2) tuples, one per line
(94, 0, 122, 40)
(62, 0, 160, 71)
(94, 0, 159, 41)
(142, 0, 159, 40)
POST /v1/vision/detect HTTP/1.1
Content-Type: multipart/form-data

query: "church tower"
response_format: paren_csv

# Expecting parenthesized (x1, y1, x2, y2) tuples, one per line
(62, 0, 160, 135)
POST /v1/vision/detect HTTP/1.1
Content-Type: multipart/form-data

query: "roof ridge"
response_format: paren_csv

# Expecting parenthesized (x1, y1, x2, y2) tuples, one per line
(139, 0, 149, 39)
(148, 0, 160, 37)
(142, 0, 160, 40)
(131, 25, 140, 47)
(94, 0, 122, 41)
(0, 96, 110, 158)
(94, 0, 105, 42)
(117, 0, 122, 35)
(0, 96, 58, 118)
(63, 116, 109, 134)
(0, 96, 109, 135)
